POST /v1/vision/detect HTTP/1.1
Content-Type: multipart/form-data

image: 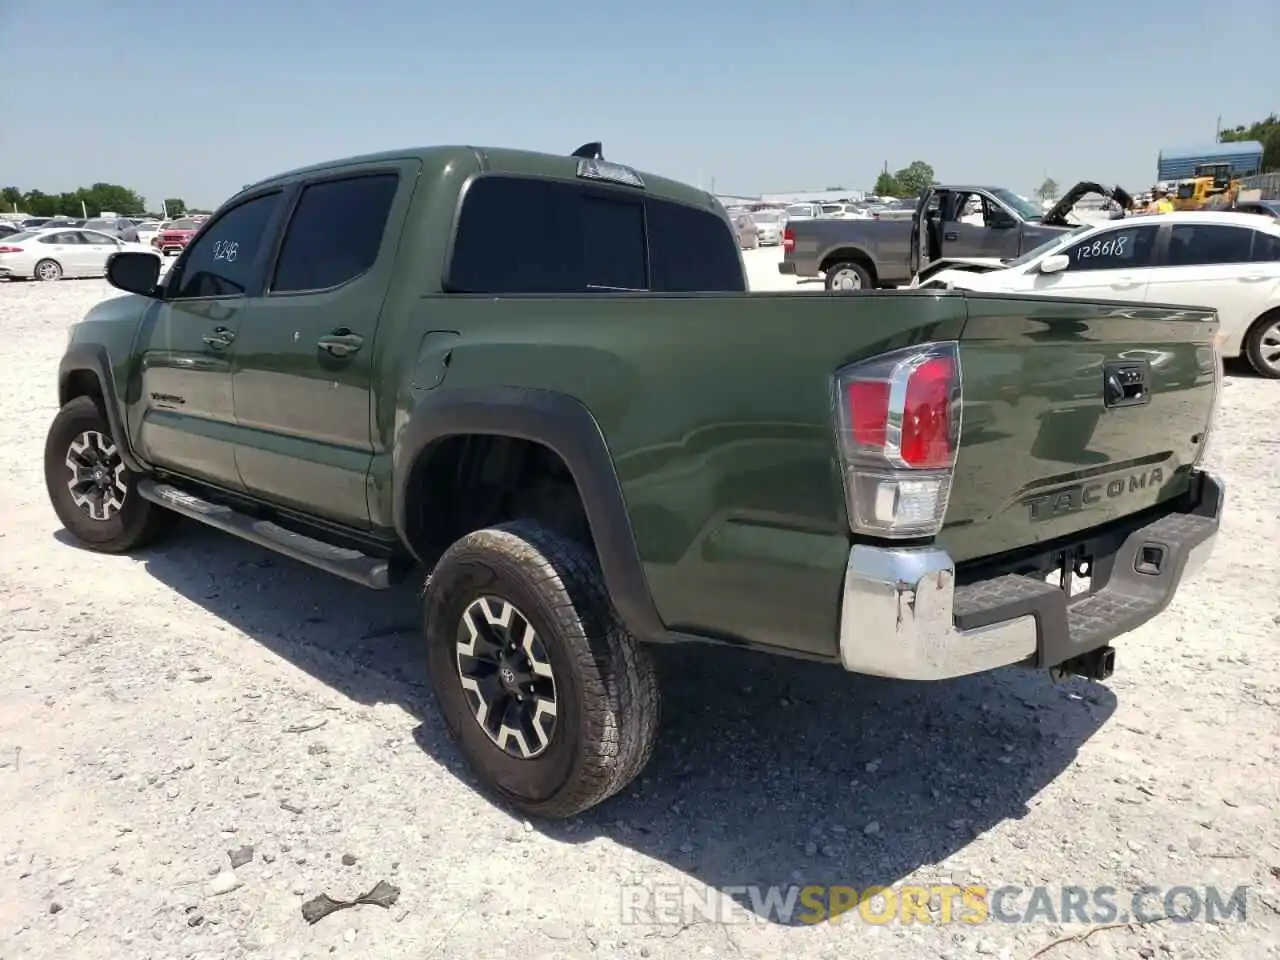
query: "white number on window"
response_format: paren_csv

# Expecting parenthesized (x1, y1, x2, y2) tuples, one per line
(212, 240, 239, 263)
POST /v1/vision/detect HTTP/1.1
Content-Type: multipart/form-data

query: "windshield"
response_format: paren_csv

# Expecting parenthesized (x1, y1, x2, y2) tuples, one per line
(1005, 227, 1087, 268)
(785, 205, 812, 217)
(988, 188, 1045, 221)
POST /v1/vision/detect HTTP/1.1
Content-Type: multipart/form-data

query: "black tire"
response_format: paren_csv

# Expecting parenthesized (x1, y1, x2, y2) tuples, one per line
(424, 520, 660, 818)
(43, 396, 174, 553)
(1243, 310, 1280, 379)
(34, 258, 63, 282)
(824, 260, 873, 291)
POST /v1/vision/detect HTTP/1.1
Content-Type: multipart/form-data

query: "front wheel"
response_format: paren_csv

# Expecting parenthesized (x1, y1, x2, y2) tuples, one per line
(424, 521, 660, 818)
(43, 396, 174, 552)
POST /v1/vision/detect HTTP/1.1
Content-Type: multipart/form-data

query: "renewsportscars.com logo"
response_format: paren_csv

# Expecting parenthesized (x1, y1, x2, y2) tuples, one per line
(620, 883, 1251, 926)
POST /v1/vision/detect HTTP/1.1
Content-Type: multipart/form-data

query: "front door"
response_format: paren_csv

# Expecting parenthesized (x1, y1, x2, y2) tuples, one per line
(1016, 222, 1162, 301)
(129, 188, 288, 491)
(230, 166, 412, 529)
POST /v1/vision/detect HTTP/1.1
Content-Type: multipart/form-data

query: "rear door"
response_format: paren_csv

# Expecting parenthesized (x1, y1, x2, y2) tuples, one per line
(1019, 221, 1161, 300)
(230, 163, 415, 529)
(1140, 221, 1271, 350)
(36, 230, 89, 276)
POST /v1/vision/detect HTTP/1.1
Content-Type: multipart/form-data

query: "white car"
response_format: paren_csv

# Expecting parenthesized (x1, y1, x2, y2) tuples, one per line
(911, 211, 1280, 378)
(0, 227, 160, 282)
(749, 211, 784, 245)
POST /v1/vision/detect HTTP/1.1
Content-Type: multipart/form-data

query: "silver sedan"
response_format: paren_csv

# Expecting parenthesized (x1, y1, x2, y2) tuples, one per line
(0, 228, 159, 281)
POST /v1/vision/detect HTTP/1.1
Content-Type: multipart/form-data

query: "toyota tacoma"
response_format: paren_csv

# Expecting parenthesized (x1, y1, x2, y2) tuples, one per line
(46, 143, 1221, 818)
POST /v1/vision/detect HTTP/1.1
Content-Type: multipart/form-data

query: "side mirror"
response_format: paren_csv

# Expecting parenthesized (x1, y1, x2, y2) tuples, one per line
(106, 251, 162, 297)
(1038, 254, 1070, 275)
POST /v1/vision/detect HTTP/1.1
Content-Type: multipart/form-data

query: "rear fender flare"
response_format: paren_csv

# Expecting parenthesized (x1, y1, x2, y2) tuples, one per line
(394, 386, 668, 642)
(57, 343, 144, 474)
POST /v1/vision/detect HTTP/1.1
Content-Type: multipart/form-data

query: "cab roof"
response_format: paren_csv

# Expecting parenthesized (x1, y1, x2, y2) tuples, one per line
(240, 144, 719, 211)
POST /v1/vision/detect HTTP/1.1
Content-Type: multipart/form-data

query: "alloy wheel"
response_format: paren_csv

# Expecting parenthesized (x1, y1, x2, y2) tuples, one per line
(455, 597, 558, 759)
(65, 430, 128, 521)
(1257, 319, 1280, 376)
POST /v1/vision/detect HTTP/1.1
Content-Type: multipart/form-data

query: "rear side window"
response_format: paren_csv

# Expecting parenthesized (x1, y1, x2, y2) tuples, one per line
(647, 200, 746, 292)
(448, 177, 646, 293)
(272, 173, 399, 293)
(169, 192, 282, 299)
(1165, 224, 1254, 266)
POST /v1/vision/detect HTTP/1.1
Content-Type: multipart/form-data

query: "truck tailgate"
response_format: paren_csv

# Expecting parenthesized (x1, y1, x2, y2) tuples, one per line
(939, 295, 1219, 564)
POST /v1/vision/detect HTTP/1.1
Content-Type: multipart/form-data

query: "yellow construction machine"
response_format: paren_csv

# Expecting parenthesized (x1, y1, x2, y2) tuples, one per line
(1170, 162, 1242, 210)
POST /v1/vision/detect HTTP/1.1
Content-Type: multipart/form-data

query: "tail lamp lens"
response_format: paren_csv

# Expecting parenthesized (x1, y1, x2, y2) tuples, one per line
(833, 343, 961, 538)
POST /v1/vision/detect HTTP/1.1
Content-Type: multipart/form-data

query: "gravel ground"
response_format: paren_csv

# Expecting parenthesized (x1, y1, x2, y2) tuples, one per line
(1, 271, 1278, 960)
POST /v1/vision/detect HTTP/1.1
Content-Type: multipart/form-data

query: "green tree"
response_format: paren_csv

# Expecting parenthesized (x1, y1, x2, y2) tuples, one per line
(893, 160, 936, 198)
(163, 197, 187, 217)
(873, 170, 901, 195)
(1, 186, 21, 211)
(1218, 113, 1280, 172)
(14, 182, 147, 218)
(1036, 177, 1059, 200)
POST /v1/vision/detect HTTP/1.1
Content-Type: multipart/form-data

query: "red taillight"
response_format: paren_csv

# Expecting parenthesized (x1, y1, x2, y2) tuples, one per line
(833, 343, 961, 538)
(782, 227, 795, 252)
(899, 356, 955, 468)
(0, 246, 22, 254)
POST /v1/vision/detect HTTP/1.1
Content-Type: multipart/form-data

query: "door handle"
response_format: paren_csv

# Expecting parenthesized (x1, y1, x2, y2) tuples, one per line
(943, 231, 959, 241)
(1110, 278, 1142, 289)
(201, 327, 235, 348)
(1240, 275, 1267, 282)
(317, 330, 363, 358)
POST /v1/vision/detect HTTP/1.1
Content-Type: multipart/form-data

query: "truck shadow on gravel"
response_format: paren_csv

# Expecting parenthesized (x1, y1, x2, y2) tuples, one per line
(100, 523, 1116, 927)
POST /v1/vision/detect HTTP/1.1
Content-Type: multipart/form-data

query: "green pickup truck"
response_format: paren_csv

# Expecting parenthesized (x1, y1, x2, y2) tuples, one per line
(45, 141, 1225, 818)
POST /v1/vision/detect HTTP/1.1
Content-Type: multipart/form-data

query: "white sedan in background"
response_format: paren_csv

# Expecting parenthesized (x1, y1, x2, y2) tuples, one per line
(910, 211, 1280, 378)
(0, 227, 160, 282)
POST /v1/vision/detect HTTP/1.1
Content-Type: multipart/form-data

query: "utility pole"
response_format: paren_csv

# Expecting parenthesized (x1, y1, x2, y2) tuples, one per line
(1215, 114, 1222, 141)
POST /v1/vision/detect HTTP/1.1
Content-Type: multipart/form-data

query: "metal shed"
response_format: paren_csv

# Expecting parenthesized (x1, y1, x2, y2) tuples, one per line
(1157, 141, 1264, 180)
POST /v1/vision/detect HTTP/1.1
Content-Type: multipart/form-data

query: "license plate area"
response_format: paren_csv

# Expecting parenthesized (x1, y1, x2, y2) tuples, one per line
(1044, 547, 1094, 599)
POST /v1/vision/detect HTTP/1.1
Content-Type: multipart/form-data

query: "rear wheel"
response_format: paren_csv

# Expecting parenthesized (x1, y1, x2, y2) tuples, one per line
(424, 521, 660, 818)
(1244, 311, 1280, 379)
(34, 258, 63, 282)
(43, 396, 174, 552)
(824, 260, 872, 291)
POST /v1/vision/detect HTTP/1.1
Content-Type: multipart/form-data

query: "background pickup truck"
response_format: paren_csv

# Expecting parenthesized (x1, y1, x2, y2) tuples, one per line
(47, 144, 1219, 819)
(781, 181, 1134, 290)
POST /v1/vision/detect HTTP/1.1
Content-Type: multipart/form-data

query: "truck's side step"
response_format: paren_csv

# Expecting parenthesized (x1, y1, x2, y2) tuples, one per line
(137, 479, 393, 589)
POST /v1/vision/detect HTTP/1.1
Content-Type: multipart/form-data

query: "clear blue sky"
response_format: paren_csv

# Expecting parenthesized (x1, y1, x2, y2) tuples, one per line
(2, 0, 1275, 208)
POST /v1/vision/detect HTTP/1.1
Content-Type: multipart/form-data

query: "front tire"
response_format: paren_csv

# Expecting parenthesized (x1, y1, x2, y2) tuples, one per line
(424, 521, 660, 819)
(43, 396, 174, 552)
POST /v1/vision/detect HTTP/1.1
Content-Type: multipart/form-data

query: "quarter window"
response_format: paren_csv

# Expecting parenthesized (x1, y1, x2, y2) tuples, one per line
(169, 192, 283, 299)
(1059, 225, 1157, 270)
(1165, 224, 1254, 266)
(271, 174, 399, 293)
(1253, 230, 1280, 262)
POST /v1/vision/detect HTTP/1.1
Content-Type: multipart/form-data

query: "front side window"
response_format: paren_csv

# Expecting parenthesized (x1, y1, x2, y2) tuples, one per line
(272, 173, 398, 293)
(447, 176, 646, 294)
(1060, 225, 1158, 270)
(168, 192, 282, 299)
(41, 231, 83, 245)
(1166, 224, 1255, 266)
(79, 230, 117, 245)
